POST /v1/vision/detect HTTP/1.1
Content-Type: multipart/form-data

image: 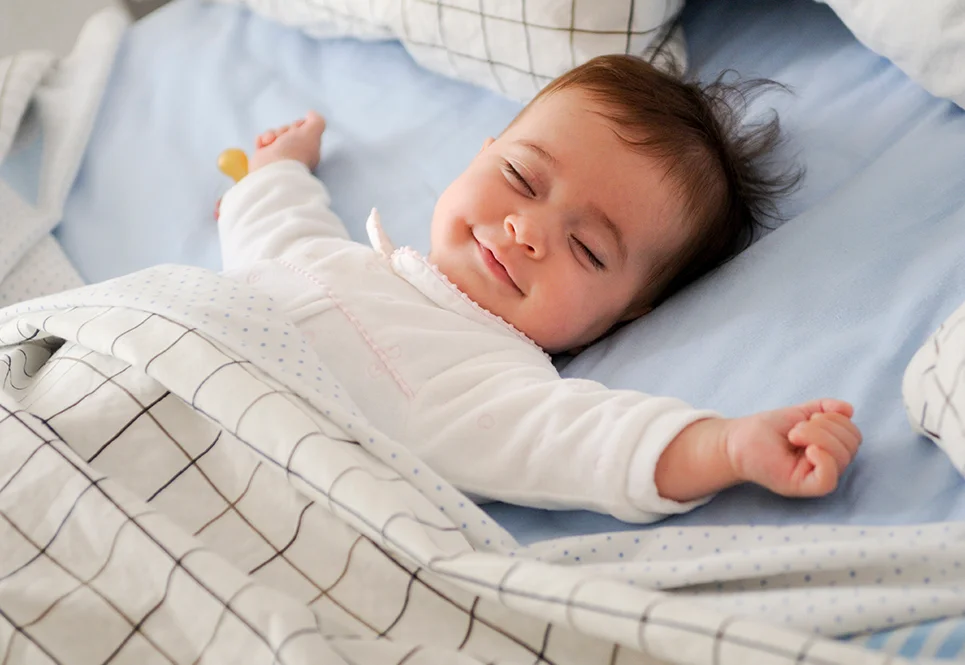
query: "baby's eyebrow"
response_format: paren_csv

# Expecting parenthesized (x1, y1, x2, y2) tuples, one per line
(517, 140, 558, 167)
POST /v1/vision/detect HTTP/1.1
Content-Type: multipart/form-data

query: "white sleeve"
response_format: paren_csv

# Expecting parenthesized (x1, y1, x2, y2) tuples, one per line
(217, 160, 352, 271)
(406, 353, 721, 523)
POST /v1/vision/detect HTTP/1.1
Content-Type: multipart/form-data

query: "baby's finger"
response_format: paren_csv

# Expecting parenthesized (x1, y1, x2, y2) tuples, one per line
(304, 110, 327, 132)
(796, 398, 854, 420)
(791, 420, 853, 472)
(812, 413, 862, 456)
(800, 445, 838, 496)
(256, 131, 276, 149)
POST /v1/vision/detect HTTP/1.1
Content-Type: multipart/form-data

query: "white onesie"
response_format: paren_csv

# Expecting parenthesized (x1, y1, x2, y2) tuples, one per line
(218, 160, 718, 523)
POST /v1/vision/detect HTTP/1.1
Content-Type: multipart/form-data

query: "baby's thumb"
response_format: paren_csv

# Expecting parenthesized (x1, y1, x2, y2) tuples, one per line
(305, 110, 327, 134)
(800, 445, 838, 496)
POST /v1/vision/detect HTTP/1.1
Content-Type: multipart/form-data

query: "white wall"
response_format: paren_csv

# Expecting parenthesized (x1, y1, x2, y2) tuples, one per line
(0, 0, 125, 58)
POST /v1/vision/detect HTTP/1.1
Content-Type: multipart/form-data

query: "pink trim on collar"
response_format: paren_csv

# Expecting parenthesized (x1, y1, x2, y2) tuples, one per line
(392, 247, 550, 360)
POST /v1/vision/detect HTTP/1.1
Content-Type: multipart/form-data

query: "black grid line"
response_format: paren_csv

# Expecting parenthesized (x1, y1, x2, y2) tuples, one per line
(10, 332, 334, 628)
(435, 1, 462, 89)
(396, 645, 423, 665)
(377, 568, 419, 637)
(413, 0, 668, 35)
(40, 359, 131, 423)
(168, 340, 836, 665)
(11, 409, 294, 662)
(568, 0, 577, 69)
(146, 431, 221, 502)
(519, 0, 539, 90)
(272, 625, 322, 662)
(15, 513, 150, 630)
(536, 623, 552, 664)
(711, 616, 738, 665)
(371, 543, 549, 663)
(795, 634, 820, 664)
(193, 462, 265, 536)
(248, 502, 315, 575)
(14, 328, 324, 599)
(143, 326, 200, 374)
(232, 387, 303, 433)
(475, 0, 506, 95)
(458, 597, 480, 650)
(0, 299, 901, 665)
(19, 348, 98, 411)
(87, 391, 171, 463)
(0, 429, 49, 496)
(190, 359, 253, 405)
(307, 535, 365, 605)
(191, 580, 258, 660)
(0, 500, 179, 665)
(108, 312, 156, 356)
(98, 546, 202, 665)
(0, 347, 48, 392)
(72, 306, 114, 345)
(624, 0, 635, 54)
(0, 604, 61, 665)
(0, 480, 102, 584)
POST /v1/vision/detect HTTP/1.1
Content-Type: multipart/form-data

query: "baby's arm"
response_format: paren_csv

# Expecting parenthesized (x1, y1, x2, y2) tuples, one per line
(408, 354, 860, 522)
(406, 356, 721, 522)
(218, 112, 353, 270)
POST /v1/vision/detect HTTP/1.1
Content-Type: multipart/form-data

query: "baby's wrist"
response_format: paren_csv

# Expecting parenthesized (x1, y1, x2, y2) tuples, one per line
(654, 417, 742, 502)
(249, 152, 310, 173)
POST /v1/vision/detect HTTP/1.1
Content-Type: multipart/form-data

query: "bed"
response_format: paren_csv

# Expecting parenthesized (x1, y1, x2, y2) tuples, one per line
(2, 0, 965, 662)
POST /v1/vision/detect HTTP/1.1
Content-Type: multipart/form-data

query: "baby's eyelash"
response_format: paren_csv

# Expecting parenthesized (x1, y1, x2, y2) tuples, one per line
(574, 238, 605, 270)
(504, 161, 536, 196)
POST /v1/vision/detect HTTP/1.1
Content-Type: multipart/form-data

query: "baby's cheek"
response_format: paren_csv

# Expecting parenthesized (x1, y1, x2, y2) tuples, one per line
(523, 298, 589, 353)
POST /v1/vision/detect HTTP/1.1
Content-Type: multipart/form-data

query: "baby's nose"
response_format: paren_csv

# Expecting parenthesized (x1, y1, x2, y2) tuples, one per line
(504, 214, 546, 258)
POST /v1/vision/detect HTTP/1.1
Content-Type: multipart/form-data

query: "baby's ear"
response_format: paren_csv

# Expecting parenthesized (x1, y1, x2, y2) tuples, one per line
(480, 137, 495, 152)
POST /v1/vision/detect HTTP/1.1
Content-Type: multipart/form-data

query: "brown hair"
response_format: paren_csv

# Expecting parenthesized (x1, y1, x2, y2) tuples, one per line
(522, 54, 801, 306)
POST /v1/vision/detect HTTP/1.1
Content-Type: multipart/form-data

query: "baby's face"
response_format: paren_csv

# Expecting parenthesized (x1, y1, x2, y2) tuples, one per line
(429, 88, 689, 353)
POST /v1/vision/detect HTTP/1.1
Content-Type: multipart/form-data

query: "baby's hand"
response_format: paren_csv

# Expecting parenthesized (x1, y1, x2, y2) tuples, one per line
(724, 399, 862, 497)
(249, 111, 326, 173)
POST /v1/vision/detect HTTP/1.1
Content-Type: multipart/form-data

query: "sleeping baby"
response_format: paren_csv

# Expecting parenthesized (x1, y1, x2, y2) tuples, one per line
(217, 55, 861, 522)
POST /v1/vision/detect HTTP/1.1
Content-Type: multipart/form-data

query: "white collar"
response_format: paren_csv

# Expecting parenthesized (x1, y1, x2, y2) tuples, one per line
(365, 209, 549, 359)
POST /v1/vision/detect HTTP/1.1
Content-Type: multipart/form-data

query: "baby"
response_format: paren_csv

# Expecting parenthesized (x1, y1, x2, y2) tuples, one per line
(217, 55, 861, 522)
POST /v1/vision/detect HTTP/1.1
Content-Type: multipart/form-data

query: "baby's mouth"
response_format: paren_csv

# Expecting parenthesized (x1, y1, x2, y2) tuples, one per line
(476, 237, 522, 294)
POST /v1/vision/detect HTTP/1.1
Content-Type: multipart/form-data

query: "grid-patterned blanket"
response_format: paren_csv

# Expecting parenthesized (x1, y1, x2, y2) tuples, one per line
(2, 264, 962, 664)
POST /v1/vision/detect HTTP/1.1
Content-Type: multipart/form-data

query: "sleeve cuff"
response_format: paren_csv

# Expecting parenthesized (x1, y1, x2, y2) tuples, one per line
(219, 160, 327, 220)
(625, 407, 722, 517)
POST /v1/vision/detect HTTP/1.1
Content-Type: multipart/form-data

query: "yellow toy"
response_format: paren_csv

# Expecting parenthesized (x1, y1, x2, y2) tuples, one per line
(218, 148, 249, 183)
(214, 148, 249, 220)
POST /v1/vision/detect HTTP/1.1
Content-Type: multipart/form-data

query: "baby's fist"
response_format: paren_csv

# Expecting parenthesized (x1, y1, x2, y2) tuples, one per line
(724, 399, 862, 497)
(249, 111, 326, 173)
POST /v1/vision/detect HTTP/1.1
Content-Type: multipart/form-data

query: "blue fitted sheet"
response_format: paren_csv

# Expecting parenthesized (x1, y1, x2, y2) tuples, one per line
(4, 0, 965, 551)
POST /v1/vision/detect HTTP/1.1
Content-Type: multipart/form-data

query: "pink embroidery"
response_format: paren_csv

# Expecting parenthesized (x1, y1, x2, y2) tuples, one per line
(392, 247, 550, 360)
(275, 258, 415, 399)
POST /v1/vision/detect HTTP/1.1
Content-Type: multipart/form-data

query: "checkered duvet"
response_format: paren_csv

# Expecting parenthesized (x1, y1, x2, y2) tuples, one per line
(0, 265, 956, 665)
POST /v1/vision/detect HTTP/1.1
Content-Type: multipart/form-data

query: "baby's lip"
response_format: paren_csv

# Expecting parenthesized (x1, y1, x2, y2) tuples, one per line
(476, 237, 523, 294)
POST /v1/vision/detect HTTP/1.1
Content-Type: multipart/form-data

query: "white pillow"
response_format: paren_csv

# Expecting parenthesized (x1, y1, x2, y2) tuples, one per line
(903, 299, 965, 475)
(819, 0, 965, 109)
(207, 0, 686, 100)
